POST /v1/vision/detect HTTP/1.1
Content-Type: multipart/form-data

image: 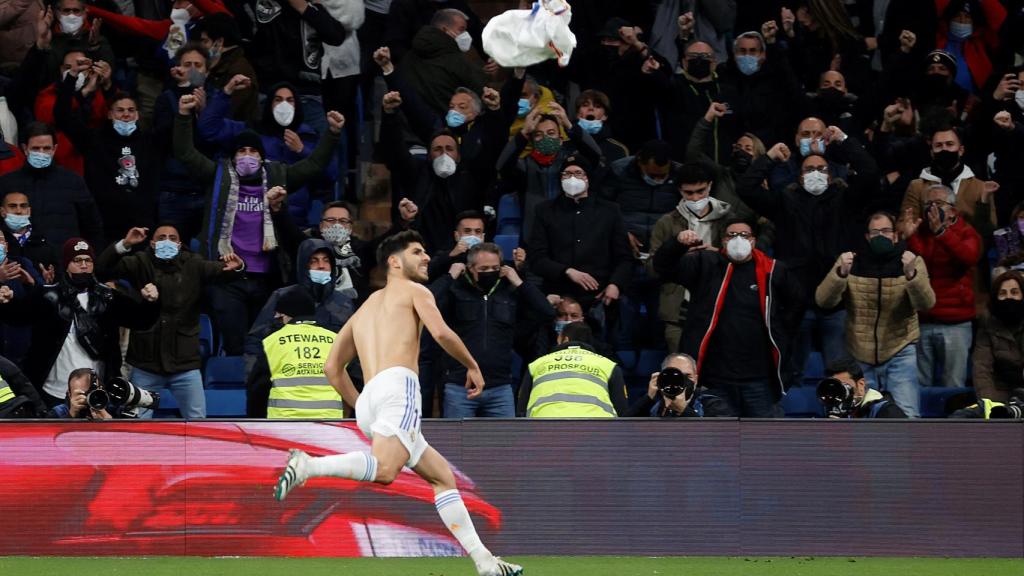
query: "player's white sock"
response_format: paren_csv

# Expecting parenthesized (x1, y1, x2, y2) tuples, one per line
(435, 489, 491, 565)
(305, 452, 378, 482)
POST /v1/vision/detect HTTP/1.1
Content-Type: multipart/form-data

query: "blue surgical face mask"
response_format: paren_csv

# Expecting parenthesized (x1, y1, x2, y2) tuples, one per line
(154, 239, 180, 260)
(113, 119, 138, 137)
(517, 98, 531, 117)
(949, 21, 973, 40)
(27, 151, 53, 169)
(578, 118, 603, 134)
(736, 55, 761, 76)
(446, 109, 467, 128)
(309, 269, 332, 285)
(4, 214, 31, 231)
(799, 137, 824, 157)
(460, 235, 483, 248)
(0, 244, 6, 262)
(643, 173, 667, 186)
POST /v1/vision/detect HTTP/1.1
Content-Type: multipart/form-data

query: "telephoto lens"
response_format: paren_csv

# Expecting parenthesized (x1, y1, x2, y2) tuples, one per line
(816, 377, 854, 418)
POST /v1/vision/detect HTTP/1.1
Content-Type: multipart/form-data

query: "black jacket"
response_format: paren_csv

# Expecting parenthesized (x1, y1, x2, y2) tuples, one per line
(431, 271, 554, 389)
(528, 194, 633, 300)
(0, 354, 47, 417)
(24, 277, 159, 393)
(248, 0, 349, 92)
(55, 76, 159, 241)
(97, 243, 240, 375)
(653, 243, 803, 396)
(717, 44, 802, 147)
(602, 156, 682, 249)
(737, 139, 880, 306)
(0, 164, 104, 248)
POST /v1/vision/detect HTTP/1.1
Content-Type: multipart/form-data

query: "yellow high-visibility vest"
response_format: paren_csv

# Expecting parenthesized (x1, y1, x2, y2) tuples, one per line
(526, 346, 616, 418)
(263, 321, 343, 418)
(0, 376, 14, 405)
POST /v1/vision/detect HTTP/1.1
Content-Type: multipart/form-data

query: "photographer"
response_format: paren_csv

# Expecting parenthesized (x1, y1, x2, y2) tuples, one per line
(818, 358, 907, 419)
(630, 353, 708, 418)
(46, 368, 114, 419)
(951, 388, 1024, 419)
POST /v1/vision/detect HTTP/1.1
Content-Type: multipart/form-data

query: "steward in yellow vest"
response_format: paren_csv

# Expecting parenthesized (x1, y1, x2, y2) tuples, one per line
(518, 322, 627, 417)
(246, 287, 344, 418)
(0, 357, 47, 418)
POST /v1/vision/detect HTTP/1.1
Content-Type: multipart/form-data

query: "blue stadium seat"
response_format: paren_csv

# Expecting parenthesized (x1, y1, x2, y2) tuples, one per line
(199, 314, 216, 360)
(205, 356, 246, 389)
(205, 389, 247, 418)
(782, 386, 825, 418)
(804, 351, 825, 380)
(308, 199, 325, 229)
(497, 194, 522, 235)
(919, 386, 974, 418)
(189, 237, 201, 254)
(623, 349, 666, 401)
(615, 350, 638, 371)
(493, 234, 519, 263)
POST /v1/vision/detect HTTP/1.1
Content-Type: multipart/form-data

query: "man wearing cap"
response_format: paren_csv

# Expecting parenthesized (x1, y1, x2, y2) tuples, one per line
(97, 224, 246, 418)
(246, 286, 342, 419)
(24, 238, 160, 407)
(885, 48, 969, 117)
(174, 93, 344, 355)
(528, 154, 633, 315)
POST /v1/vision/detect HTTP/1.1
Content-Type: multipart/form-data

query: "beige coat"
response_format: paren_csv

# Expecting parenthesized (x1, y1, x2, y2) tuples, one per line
(816, 255, 936, 365)
(0, 0, 41, 70)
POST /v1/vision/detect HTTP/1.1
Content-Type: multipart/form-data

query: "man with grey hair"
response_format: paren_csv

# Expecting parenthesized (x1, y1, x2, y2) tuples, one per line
(629, 352, 728, 417)
(904, 183, 983, 389)
(430, 242, 554, 418)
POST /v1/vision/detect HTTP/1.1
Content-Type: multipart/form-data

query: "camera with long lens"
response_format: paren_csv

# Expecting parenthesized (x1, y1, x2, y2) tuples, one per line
(656, 367, 695, 401)
(989, 398, 1024, 419)
(817, 377, 855, 418)
(85, 373, 160, 418)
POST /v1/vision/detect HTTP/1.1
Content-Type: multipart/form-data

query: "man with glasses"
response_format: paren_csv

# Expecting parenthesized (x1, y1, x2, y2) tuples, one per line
(298, 201, 373, 302)
(815, 211, 935, 417)
(903, 184, 982, 390)
(653, 218, 802, 417)
(24, 238, 159, 408)
(738, 131, 880, 389)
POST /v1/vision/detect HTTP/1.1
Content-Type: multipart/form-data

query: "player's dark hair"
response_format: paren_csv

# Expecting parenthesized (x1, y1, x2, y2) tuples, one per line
(377, 230, 425, 265)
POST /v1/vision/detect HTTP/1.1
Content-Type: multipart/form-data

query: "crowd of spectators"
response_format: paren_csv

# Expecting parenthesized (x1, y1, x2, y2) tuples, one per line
(2, 0, 1024, 420)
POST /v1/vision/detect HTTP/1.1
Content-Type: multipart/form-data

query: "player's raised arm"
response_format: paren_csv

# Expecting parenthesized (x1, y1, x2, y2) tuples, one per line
(325, 321, 360, 407)
(411, 284, 485, 398)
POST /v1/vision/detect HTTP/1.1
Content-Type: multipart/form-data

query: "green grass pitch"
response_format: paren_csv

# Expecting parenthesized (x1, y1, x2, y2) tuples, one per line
(1, 556, 1022, 576)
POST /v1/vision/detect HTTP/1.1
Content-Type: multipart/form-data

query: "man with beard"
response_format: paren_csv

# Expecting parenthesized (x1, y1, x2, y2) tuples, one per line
(815, 212, 935, 418)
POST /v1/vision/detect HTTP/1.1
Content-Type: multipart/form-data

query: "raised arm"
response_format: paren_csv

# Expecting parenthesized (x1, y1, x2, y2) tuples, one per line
(324, 321, 360, 407)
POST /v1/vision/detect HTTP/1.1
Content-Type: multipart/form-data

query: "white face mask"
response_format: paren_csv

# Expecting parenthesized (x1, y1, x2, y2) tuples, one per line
(684, 197, 710, 214)
(60, 14, 84, 35)
(170, 8, 190, 24)
(273, 101, 295, 127)
(1015, 90, 1024, 111)
(454, 31, 472, 52)
(562, 176, 587, 197)
(725, 236, 752, 261)
(802, 171, 830, 195)
(73, 70, 86, 92)
(432, 153, 457, 178)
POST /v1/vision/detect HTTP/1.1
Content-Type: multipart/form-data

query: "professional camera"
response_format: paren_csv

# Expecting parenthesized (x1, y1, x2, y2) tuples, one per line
(656, 367, 695, 400)
(86, 374, 160, 418)
(989, 398, 1024, 419)
(817, 377, 855, 418)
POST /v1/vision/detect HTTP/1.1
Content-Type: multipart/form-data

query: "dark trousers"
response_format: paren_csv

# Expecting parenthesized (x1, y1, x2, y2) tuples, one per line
(159, 190, 206, 246)
(206, 274, 274, 355)
(701, 378, 783, 418)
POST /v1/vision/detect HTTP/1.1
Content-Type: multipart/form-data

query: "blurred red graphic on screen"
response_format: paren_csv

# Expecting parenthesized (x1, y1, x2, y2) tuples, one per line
(0, 422, 502, 557)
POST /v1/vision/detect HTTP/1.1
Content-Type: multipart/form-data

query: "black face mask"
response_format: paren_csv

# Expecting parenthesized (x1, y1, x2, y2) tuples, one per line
(817, 87, 846, 108)
(603, 45, 621, 62)
(931, 149, 961, 176)
(475, 270, 500, 292)
(686, 58, 711, 80)
(993, 298, 1024, 325)
(731, 149, 753, 173)
(867, 235, 900, 258)
(922, 73, 950, 92)
(270, 317, 286, 332)
(68, 272, 94, 289)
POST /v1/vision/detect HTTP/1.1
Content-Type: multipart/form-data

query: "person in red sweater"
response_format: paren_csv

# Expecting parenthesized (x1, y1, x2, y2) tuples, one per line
(32, 50, 107, 177)
(905, 183, 982, 389)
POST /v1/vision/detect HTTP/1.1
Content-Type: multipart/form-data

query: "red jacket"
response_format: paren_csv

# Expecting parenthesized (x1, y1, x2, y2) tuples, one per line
(0, 142, 24, 177)
(86, 0, 230, 42)
(907, 217, 981, 324)
(934, 0, 1006, 91)
(33, 84, 106, 176)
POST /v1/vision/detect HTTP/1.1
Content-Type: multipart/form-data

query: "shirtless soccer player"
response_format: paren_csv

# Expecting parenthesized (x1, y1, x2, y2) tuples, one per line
(274, 231, 523, 576)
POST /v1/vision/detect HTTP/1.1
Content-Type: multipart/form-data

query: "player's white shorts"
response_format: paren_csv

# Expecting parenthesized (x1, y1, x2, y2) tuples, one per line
(355, 366, 429, 467)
